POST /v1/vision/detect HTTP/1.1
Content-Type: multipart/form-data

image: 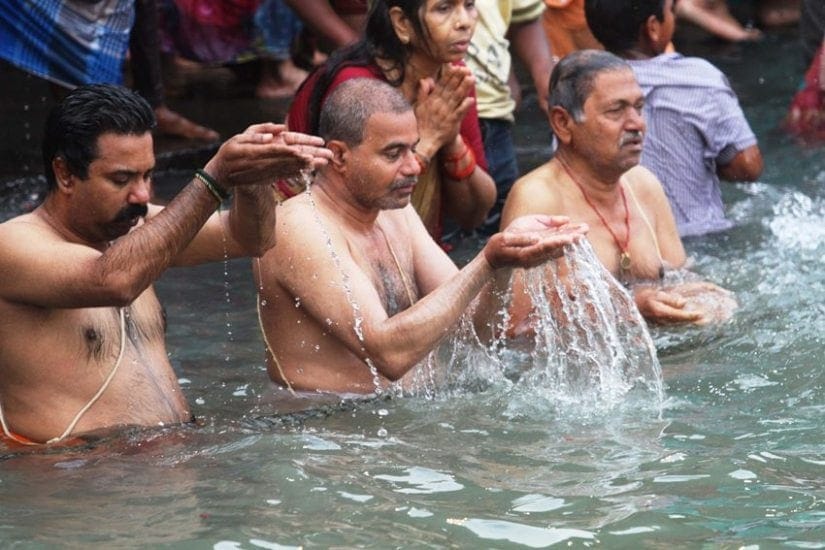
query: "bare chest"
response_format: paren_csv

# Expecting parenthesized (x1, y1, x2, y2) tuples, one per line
(0, 288, 166, 377)
(349, 233, 418, 316)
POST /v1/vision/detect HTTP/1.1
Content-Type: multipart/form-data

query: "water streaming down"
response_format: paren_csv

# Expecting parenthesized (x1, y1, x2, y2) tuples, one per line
(217, 207, 235, 363)
(299, 168, 385, 394)
(509, 240, 664, 413)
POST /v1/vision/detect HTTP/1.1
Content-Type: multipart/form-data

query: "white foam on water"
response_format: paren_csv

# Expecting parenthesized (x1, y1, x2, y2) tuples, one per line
(609, 526, 660, 535)
(447, 518, 595, 548)
(301, 434, 341, 451)
(768, 192, 825, 251)
(511, 494, 567, 513)
(374, 466, 464, 494)
(338, 490, 373, 503)
(729, 469, 758, 480)
(653, 474, 711, 483)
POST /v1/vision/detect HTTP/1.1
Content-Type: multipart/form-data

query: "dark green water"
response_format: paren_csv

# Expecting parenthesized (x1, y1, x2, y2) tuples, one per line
(1, 29, 823, 548)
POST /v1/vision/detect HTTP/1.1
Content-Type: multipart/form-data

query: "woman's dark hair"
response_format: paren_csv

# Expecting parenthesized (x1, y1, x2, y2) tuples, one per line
(305, 0, 427, 134)
(42, 84, 155, 192)
(585, 0, 665, 54)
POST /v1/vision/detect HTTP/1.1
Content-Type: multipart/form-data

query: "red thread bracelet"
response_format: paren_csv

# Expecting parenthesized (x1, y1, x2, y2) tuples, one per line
(443, 146, 477, 180)
(444, 136, 471, 162)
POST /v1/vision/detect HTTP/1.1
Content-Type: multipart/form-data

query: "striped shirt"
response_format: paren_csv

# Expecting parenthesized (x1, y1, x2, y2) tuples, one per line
(628, 53, 757, 237)
(0, 0, 134, 88)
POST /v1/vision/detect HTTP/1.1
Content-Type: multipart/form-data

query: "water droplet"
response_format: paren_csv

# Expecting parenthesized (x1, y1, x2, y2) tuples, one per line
(376, 428, 388, 437)
(377, 408, 389, 416)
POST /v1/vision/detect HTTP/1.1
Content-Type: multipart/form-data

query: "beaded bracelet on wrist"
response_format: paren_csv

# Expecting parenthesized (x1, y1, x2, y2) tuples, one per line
(194, 169, 230, 204)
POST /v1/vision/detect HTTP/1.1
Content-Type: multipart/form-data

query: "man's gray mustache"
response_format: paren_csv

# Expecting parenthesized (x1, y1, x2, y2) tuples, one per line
(390, 176, 418, 190)
(620, 131, 644, 147)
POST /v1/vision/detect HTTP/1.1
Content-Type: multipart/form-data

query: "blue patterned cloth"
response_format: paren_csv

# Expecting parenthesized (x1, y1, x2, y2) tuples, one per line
(254, 0, 303, 60)
(0, 0, 134, 87)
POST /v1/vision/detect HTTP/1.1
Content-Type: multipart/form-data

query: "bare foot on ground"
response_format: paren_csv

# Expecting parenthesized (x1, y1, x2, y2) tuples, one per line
(154, 105, 219, 141)
(256, 59, 308, 100)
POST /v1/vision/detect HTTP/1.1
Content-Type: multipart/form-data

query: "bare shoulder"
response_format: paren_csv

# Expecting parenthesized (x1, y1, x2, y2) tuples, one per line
(624, 165, 670, 212)
(265, 195, 348, 267)
(276, 194, 316, 228)
(623, 165, 669, 205)
(277, 196, 330, 244)
(623, 165, 682, 248)
(0, 212, 59, 253)
(397, 203, 428, 234)
(503, 162, 562, 222)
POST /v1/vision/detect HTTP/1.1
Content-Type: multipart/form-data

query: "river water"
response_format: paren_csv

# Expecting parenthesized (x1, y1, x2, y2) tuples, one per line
(1, 29, 823, 548)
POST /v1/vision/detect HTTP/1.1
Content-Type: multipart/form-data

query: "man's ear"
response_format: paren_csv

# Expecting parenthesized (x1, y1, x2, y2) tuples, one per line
(549, 106, 575, 146)
(388, 6, 414, 46)
(51, 157, 76, 193)
(327, 140, 349, 171)
(644, 14, 661, 45)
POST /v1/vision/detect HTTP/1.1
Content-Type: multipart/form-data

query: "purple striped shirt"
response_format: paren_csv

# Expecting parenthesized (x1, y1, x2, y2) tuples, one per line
(628, 53, 757, 237)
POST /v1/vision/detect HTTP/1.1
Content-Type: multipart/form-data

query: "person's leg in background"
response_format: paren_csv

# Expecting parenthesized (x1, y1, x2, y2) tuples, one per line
(254, 0, 308, 99)
(130, 0, 219, 140)
(479, 118, 520, 236)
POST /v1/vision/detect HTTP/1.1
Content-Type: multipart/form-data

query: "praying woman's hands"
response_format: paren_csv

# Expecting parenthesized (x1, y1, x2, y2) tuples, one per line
(203, 123, 332, 188)
(414, 63, 476, 161)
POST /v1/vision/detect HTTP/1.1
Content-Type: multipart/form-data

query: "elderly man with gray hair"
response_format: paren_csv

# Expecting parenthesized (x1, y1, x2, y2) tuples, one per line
(501, 50, 736, 327)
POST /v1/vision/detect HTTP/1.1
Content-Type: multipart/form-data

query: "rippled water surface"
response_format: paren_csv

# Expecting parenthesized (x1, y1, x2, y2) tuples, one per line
(1, 31, 824, 548)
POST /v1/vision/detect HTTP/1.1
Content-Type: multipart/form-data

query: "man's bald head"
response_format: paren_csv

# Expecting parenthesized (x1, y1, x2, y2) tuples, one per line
(319, 78, 413, 147)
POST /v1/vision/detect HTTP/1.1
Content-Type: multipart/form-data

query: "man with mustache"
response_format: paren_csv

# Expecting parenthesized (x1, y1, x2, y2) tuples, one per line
(501, 50, 734, 325)
(0, 84, 332, 445)
(255, 78, 588, 394)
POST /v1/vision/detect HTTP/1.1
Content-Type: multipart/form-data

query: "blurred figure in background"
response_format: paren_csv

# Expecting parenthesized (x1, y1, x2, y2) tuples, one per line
(466, 0, 555, 234)
(542, 0, 601, 58)
(284, 0, 364, 53)
(0, 0, 134, 92)
(131, 0, 219, 140)
(785, 0, 825, 141)
(254, 0, 309, 98)
(674, 0, 762, 41)
(158, 0, 308, 99)
(586, 0, 763, 237)
(0, 0, 218, 142)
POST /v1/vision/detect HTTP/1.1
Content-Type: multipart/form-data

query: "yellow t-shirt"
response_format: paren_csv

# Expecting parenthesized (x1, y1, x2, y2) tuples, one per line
(466, 0, 545, 121)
